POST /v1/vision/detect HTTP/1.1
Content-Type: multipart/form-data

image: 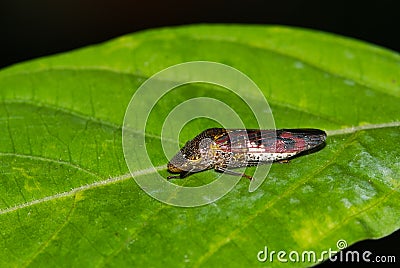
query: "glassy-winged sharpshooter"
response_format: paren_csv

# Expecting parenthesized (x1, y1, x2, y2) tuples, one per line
(167, 128, 326, 180)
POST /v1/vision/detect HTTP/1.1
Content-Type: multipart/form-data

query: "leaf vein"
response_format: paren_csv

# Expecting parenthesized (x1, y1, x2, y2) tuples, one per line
(0, 166, 166, 215)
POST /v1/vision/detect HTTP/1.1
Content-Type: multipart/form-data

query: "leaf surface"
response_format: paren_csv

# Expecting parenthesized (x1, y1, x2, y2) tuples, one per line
(0, 25, 399, 267)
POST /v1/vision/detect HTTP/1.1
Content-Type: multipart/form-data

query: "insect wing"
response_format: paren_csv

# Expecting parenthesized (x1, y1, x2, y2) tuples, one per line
(213, 129, 277, 153)
(213, 129, 326, 154)
(275, 129, 326, 153)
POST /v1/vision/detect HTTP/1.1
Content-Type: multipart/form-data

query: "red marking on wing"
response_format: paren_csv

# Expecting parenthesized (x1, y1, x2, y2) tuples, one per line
(213, 129, 326, 154)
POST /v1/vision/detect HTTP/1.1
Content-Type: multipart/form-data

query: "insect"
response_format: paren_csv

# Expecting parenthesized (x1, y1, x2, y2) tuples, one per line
(167, 128, 326, 180)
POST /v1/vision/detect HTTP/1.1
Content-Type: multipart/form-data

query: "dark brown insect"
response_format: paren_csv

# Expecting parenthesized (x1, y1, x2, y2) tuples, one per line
(167, 128, 326, 180)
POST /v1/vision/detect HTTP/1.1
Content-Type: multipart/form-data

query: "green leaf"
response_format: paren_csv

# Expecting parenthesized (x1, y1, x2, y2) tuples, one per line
(0, 24, 399, 267)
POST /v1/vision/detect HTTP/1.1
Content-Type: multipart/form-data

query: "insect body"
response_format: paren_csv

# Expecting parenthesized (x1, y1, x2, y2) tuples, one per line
(167, 128, 326, 180)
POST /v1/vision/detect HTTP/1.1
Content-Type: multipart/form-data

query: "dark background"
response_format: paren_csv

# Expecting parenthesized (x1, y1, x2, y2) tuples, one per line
(1, 0, 398, 266)
(1, 0, 400, 68)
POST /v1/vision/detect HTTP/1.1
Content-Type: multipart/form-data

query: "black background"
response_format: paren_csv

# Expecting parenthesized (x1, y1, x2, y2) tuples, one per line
(1, 0, 400, 68)
(1, 0, 399, 266)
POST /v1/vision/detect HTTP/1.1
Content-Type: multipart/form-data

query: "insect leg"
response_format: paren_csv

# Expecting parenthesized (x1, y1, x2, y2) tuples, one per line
(277, 159, 290, 163)
(167, 170, 193, 180)
(214, 166, 253, 180)
(167, 175, 181, 180)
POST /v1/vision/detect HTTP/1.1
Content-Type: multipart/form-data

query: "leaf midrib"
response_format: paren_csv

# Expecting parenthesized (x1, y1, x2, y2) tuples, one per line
(1, 91, 399, 215)
(1, 124, 399, 215)
(1, 125, 399, 267)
